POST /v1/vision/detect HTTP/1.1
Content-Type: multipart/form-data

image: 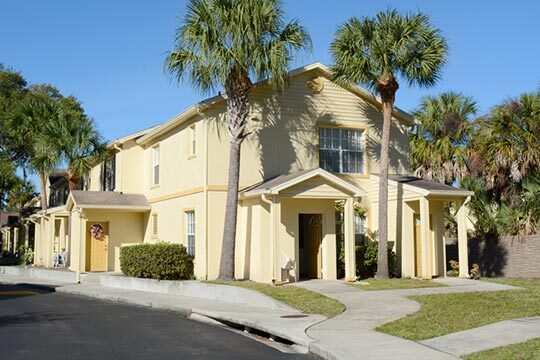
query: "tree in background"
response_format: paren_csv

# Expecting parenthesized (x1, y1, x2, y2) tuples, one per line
(410, 92, 477, 184)
(331, 10, 447, 278)
(465, 91, 540, 236)
(43, 96, 108, 190)
(165, 0, 311, 280)
(9, 86, 63, 209)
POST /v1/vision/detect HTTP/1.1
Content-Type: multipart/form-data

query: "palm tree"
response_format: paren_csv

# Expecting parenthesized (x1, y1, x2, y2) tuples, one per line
(469, 91, 540, 200)
(44, 102, 108, 190)
(410, 92, 477, 184)
(11, 95, 61, 209)
(165, 0, 311, 280)
(331, 10, 447, 278)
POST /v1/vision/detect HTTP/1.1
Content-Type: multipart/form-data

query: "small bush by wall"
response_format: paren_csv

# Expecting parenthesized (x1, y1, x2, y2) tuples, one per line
(120, 243, 194, 280)
(339, 243, 397, 279)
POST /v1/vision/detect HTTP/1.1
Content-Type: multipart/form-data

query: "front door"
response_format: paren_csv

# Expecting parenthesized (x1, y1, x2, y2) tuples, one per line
(299, 214, 322, 279)
(86, 222, 109, 272)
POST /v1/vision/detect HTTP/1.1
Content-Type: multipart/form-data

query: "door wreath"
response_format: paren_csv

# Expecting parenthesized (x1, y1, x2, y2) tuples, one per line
(90, 224, 105, 240)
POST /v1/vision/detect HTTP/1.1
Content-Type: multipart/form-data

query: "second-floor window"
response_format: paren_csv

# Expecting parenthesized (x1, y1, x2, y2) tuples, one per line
(319, 127, 364, 174)
(188, 124, 196, 157)
(101, 156, 116, 191)
(152, 145, 160, 186)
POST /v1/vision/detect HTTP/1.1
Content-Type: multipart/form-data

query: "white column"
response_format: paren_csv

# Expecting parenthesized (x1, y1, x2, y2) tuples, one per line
(270, 196, 281, 283)
(420, 197, 432, 279)
(457, 198, 470, 278)
(344, 197, 356, 281)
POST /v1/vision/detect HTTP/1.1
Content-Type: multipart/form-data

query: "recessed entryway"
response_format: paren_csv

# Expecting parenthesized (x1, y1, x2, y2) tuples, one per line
(298, 214, 322, 279)
(85, 222, 109, 272)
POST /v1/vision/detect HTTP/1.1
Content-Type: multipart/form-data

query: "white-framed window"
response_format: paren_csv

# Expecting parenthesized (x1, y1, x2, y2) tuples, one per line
(319, 127, 364, 173)
(188, 124, 196, 156)
(152, 213, 158, 238)
(185, 211, 195, 257)
(152, 145, 160, 185)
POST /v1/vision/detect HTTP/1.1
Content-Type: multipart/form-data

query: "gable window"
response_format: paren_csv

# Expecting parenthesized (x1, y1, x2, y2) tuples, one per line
(188, 124, 196, 157)
(319, 127, 364, 173)
(152, 145, 160, 186)
(152, 213, 158, 238)
(185, 211, 195, 257)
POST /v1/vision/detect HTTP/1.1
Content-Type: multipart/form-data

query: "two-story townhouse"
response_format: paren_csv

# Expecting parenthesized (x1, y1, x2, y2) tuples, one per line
(31, 62, 472, 282)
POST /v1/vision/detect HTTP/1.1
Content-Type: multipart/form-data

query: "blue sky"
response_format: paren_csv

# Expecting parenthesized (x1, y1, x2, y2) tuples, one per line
(1, 0, 539, 143)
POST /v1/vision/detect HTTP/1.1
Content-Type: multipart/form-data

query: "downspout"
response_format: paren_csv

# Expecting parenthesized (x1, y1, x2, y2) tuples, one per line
(261, 194, 276, 282)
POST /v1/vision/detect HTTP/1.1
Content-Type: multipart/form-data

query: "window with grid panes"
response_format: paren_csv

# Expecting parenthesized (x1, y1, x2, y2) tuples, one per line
(319, 127, 364, 173)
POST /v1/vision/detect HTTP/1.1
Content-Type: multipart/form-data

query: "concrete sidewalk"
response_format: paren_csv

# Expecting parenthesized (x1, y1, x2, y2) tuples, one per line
(421, 316, 540, 357)
(293, 279, 520, 360)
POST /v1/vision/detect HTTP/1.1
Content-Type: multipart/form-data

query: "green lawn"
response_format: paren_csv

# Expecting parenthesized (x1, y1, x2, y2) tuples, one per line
(377, 278, 540, 341)
(465, 338, 540, 360)
(351, 278, 446, 291)
(209, 280, 345, 318)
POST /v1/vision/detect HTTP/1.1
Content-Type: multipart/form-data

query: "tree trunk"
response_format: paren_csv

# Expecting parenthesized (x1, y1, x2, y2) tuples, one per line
(376, 74, 398, 279)
(66, 168, 80, 190)
(39, 169, 48, 210)
(218, 70, 251, 281)
(219, 140, 241, 280)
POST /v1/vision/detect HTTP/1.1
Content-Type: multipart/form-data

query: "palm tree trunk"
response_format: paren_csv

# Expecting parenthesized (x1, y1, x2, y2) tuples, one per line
(219, 140, 241, 280)
(39, 169, 48, 210)
(376, 75, 398, 279)
(218, 72, 251, 281)
(67, 170, 80, 190)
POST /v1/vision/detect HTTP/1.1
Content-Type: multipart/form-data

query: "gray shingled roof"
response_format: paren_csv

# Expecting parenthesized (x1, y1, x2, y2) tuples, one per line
(70, 191, 150, 208)
(387, 174, 471, 193)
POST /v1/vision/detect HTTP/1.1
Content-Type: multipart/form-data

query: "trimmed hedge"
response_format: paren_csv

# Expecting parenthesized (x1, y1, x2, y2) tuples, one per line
(120, 243, 194, 280)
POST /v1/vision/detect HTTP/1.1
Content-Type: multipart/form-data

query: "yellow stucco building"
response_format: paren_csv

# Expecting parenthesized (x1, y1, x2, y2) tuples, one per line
(30, 63, 472, 283)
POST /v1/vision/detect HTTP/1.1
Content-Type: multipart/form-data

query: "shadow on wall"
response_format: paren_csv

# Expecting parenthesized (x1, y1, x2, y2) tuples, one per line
(446, 236, 508, 277)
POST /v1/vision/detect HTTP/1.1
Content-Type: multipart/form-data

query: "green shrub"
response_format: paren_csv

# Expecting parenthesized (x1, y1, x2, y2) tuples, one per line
(120, 243, 194, 280)
(339, 243, 397, 279)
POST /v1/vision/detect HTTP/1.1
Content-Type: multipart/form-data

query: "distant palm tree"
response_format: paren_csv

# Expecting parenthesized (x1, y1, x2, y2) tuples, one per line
(11, 96, 61, 209)
(411, 92, 477, 184)
(165, 0, 311, 280)
(44, 100, 108, 190)
(470, 91, 540, 199)
(331, 10, 447, 278)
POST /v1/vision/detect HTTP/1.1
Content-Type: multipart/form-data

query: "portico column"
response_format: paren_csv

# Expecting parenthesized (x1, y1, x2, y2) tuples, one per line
(419, 197, 432, 279)
(344, 197, 356, 281)
(457, 198, 470, 278)
(269, 195, 281, 283)
(47, 214, 56, 267)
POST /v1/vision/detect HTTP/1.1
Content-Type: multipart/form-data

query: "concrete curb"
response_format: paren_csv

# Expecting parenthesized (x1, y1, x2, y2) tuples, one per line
(0, 274, 322, 352)
(0, 266, 78, 283)
(99, 274, 296, 312)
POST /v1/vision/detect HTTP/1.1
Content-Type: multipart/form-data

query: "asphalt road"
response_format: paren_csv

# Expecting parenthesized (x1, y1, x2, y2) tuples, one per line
(0, 284, 319, 360)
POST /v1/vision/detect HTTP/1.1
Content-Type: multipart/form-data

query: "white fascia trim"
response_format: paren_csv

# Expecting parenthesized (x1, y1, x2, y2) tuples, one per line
(271, 168, 366, 197)
(77, 204, 152, 211)
(242, 168, 366, 198)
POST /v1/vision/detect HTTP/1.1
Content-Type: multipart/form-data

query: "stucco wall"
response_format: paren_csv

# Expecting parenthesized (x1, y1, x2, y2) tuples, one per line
(447, 234, 540, 278)
(82, 210, 146, 272)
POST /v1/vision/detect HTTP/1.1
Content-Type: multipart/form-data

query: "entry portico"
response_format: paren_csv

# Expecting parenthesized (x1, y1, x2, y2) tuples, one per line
(239, 168, 366, 283)
(65, 191, 151, 274)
